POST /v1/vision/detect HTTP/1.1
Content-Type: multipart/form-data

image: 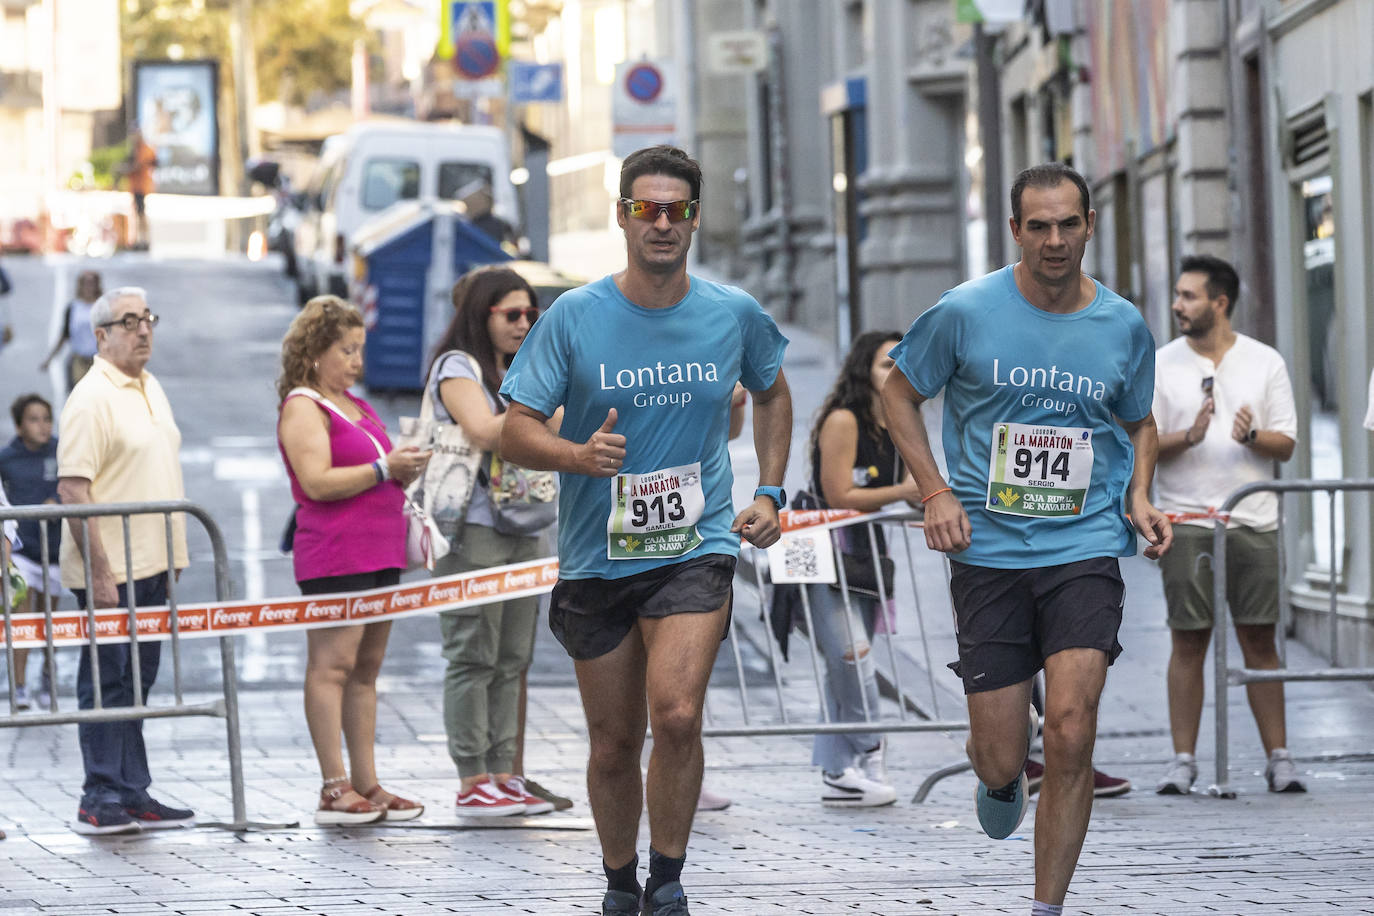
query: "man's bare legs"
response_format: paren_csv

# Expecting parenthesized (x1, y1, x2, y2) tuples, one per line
(966, 677, 1036, 791)
(1235, 624, 1286, 753)
(1166, 628, 1211, 754)
(639, 604, 727, 857)
(1167, 624, 1286, 755)
(1034, 648, 1108, 906)
(573, 627, 648, 870)
(572, 603, 727, 881)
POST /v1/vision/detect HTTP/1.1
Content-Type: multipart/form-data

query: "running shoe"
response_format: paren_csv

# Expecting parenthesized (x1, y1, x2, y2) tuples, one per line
(1155, 754, 1197, 795)
(498, 776, 554, 815)
(695, 786, 731, 811)
(974, 772, 1028, 839)
(124, 797, 195, 829)
(455, 780, 525, 817)
(1265, 749, 1307, 793)
(600, 889, 642, 916)
(12, 685, 29, 711)
(72, 802, 140, 836)
(821, 767, 896, 807)
(973, 702, 1036, 839)
(860, 738, 888, 785)
(643, 880, 690, 915)
(523, 776, 574, 811)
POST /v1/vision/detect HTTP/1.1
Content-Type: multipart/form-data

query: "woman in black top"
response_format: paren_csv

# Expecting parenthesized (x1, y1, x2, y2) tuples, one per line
(806, 331, 919, 807)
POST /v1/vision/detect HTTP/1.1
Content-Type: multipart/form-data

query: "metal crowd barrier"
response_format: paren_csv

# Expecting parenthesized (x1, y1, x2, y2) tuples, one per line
(1211, 478, 1374, 798)
(703, 507, 997, 806)
(1, 499, 253, 830)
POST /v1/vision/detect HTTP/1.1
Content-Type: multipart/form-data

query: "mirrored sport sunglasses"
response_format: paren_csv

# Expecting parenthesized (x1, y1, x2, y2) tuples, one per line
(489, 305, 540, 324)
(619, 198, 699, 222)
(98, 312, 159, 332)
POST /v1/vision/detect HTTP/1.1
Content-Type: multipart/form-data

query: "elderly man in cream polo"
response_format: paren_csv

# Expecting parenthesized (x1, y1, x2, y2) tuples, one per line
(57, 286, 193, 836)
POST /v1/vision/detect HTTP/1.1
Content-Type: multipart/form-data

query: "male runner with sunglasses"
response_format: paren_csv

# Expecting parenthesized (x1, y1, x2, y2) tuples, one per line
(499, 145, 792, 916)
(881, 162, 1172, 915)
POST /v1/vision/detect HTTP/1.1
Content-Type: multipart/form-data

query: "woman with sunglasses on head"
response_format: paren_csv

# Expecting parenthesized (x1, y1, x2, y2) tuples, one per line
(805, 330, 921, 808)
(427, 265, 567, 817)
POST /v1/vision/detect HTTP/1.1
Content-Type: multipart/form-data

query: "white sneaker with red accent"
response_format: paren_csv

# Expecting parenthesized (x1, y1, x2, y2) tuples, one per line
(498, 776, 554, 815)
(455, 779, 526, 817)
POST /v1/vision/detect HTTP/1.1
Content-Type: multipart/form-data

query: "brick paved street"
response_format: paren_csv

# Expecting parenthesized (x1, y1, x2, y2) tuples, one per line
(2, 587, 1374, 916)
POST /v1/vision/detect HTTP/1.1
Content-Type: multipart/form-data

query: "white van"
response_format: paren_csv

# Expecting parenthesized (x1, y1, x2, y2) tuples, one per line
(291, 121, 517, 304)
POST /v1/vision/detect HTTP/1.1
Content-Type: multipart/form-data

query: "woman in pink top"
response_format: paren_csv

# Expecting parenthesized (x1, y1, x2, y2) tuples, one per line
(277, 295, 432, 826)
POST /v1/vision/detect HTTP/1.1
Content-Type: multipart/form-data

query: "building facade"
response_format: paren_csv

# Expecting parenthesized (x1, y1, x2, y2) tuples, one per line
(989, 0, 1374, 663)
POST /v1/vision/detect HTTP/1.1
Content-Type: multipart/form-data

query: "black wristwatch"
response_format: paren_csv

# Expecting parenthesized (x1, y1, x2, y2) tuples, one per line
(1246, 428, 1258, 443)
(754, 486, 786, 510)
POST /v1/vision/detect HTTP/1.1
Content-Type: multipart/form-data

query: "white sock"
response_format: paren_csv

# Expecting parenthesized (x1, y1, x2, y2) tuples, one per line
(1174, 751, 1196, 763)
(1031, 902, 1064, 916)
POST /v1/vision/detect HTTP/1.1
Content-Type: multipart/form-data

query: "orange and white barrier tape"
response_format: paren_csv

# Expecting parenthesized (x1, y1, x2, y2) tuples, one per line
(776, 506, 919, 535)
(0, 557, 561, 649)
(0, 510, 921, 649)
(1164, 508, 1233, 525)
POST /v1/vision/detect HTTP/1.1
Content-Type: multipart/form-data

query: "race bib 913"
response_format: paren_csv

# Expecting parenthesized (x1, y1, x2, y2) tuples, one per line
(607, 462, 705, 559)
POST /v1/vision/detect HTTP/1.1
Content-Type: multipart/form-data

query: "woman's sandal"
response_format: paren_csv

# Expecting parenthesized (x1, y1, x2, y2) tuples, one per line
(361, 784, 425, 822)
(315, 778, 385, 826)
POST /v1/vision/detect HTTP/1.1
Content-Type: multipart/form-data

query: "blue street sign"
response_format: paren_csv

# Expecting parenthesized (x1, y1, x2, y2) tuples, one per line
(452, 1, 501, 79)
(510, 61, 563, 103)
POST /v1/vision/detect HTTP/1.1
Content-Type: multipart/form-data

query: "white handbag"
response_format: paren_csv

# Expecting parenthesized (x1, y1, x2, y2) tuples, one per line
(287, 386, 451, 571)
(396, 351, 485, 544)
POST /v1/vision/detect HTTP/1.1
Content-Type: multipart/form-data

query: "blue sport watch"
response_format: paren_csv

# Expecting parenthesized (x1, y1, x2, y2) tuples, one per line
(754, 486, 787, 510)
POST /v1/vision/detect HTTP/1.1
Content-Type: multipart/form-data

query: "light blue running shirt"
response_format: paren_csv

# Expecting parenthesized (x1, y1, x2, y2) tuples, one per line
(889, 265, 1155, 569)
(500, 274, 787, 580)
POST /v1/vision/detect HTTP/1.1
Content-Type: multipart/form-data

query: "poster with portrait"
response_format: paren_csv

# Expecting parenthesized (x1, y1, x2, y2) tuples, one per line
(132, 60, 220, 196)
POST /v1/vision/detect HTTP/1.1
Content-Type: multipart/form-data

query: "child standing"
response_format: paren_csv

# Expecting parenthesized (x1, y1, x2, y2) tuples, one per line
(0, 394, 63, 709)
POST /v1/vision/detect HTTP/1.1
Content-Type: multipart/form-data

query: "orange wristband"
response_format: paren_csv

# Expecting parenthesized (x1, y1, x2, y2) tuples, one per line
(921, 487, 952, 504)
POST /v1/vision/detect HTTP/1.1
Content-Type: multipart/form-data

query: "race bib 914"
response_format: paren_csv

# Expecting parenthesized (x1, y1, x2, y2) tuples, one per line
(985, 422, 1094, 518)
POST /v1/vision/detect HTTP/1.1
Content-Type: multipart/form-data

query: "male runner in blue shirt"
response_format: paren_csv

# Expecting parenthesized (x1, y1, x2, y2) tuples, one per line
(882, 162, 1172, 915)
(500, 145, 792, 916)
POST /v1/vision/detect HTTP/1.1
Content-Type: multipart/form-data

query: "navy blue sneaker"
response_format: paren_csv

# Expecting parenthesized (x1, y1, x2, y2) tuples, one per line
(73, 802, 140, 836)
(124, 797, 195, 830)
(601, 889, 642, 915)
(643, 881, 689, 916)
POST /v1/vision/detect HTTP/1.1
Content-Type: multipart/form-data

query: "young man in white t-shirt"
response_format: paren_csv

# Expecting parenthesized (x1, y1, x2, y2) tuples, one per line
(1151, 254, 1304, 795)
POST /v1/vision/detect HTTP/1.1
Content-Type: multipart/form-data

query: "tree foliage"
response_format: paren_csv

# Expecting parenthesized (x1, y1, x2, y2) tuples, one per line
(254, 0, 375, 105)
(120, 0, 374, 106)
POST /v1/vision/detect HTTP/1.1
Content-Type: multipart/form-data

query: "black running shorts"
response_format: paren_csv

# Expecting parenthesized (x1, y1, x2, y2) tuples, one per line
(549, 553, 736, 660)
(946, 556, 1124, 694)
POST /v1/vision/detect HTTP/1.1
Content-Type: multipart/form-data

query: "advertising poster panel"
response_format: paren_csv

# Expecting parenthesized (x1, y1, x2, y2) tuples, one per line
(132, 60, 220, 196)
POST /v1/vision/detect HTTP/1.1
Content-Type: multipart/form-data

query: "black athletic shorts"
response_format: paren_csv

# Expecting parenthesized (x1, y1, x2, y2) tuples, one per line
(549, 553, 735, 660)
(947, 556, 1124, 694)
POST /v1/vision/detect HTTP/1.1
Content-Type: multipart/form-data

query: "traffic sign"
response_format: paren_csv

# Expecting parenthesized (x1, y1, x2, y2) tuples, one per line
(447, 1, 504, 80)
(455, 33, 499, 79)
(612, 58, 677, 158)
(510, 61, 563, 103)
(623, 62, 664, 102)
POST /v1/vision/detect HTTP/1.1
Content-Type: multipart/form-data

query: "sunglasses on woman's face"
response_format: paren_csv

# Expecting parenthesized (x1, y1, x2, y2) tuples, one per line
(489, 305, 540, 324)
(619, 198, 699, 222)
